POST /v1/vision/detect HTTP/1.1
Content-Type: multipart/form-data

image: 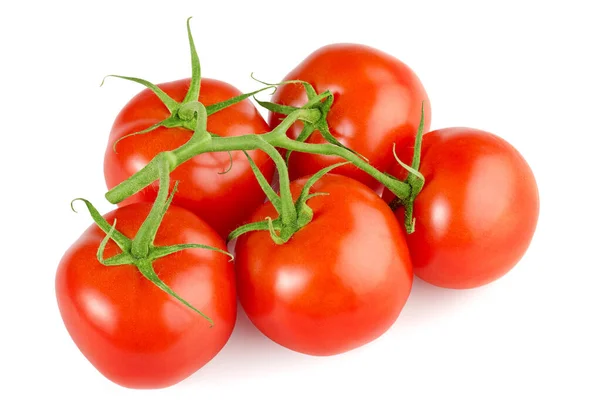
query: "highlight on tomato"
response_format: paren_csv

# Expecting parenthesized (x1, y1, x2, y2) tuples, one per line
(384, 127, 539, 289)
(268, 43, 431, 189)
(234, 172, 413, 356)
(56, 158, 236, 389)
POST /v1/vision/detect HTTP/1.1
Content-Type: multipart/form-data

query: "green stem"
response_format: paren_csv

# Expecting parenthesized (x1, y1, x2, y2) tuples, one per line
(263, 108, 321, 140)
(242, 151, 281, 212)
(410, 102, 426, 172)
(149, 243, 233, 261)
(71, 198, 131, 251)
(273, 136, 411, 199)
(106, 108, 318, 204)
(136, 259, 214, 326)
(228, 220, 272, 242)
(101, 75, 178, 112)
(388, 102, 427, 232)
(105, 106, 411, 204)
(251, 137, 297, 226)
(130, 153, 172, 258)
(182, 17, 201, 104)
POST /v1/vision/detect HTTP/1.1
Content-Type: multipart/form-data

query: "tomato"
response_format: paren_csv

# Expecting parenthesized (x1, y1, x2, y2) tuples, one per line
(235, 174, 413, 356)
(383, 128, 539, 289)
(269, 43, 430, 189)
(104, 78, 274, 238)
(55, 203, 236, 389)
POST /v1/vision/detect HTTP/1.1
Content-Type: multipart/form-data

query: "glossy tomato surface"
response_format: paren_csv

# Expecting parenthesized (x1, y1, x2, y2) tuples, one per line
(383, 128, 539, 289)
(104, 78, 274, 238)
(269, 43, 430, 188)
(235, 174, 413, 356)
(55, 203, 236, 388)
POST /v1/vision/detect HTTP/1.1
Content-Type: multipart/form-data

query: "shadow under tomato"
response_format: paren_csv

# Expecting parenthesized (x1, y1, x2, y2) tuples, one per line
(185, 267, 484, 385)
(393, 277, 480, 327)
(183, 301, 317, 385)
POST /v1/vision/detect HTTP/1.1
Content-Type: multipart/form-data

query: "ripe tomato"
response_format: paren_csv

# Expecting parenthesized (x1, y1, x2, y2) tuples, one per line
(55, 203, 236, 389)
(383, 128, 539, 289)
(235, 174, 413, 356)
(269, 43, 430, 189)
(104, 78, 274, 238)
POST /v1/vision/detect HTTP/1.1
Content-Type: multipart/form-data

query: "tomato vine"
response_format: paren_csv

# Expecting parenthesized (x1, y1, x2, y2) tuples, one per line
(101, 19, 426, 242)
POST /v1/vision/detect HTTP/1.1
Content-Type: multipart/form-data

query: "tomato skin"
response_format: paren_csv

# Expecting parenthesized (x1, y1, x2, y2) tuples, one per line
(55, 203, 236, 389)
(383, 128, 539, 289)
(269, 43, 430, 189)
(235, 174, 413, 356)
(104, 78, 274, 238)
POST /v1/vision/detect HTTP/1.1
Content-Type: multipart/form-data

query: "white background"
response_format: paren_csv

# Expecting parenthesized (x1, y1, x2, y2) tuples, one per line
(1, 1, 598, 399)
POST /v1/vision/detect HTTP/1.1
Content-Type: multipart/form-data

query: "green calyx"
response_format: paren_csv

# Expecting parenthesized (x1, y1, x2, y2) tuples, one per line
(72, 152, 232, 326)
(255, 80, 361, 163)
(102, 17, 279, 152)
(389, 102, 427, 233)
(228, 156, 349, 244)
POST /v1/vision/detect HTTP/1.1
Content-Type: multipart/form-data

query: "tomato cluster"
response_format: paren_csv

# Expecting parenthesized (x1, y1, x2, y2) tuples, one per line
(56, 20, 539, 389)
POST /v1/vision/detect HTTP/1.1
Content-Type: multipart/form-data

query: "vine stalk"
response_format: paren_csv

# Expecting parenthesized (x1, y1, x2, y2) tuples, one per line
(105, 106, 411, 205)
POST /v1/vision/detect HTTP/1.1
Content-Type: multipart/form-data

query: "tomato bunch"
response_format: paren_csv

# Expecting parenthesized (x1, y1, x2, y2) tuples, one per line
(56, 19, 539, 389)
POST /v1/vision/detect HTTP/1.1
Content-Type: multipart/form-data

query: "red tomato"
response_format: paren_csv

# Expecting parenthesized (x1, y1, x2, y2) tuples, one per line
(104, 78, 274, 238)
(269, 43, 430, 189)
(55, 203, 236, 388)
(235, 174, 413, 356)
(383, 128, 539, 289)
